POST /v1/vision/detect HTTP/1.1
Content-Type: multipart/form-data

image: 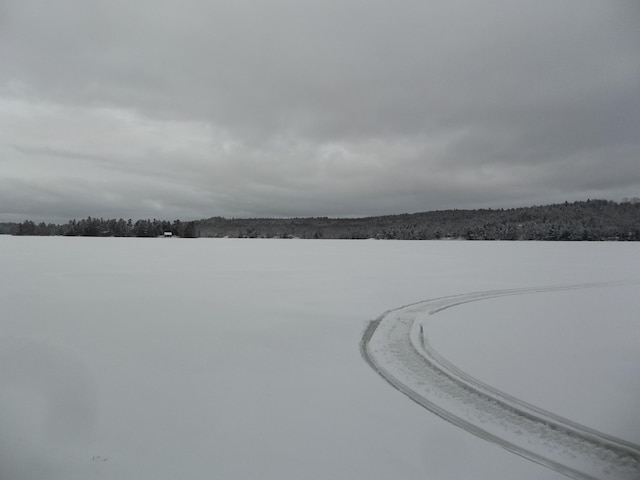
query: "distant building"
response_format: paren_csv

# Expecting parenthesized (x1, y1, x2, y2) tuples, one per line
(163, 232, 173, 238)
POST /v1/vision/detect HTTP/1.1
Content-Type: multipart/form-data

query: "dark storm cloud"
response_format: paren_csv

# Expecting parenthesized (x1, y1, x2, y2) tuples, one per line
(1, 0, 639, 222)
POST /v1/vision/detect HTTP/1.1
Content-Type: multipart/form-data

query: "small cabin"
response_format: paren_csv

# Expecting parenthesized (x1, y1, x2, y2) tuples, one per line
(163, 232, 173, 238)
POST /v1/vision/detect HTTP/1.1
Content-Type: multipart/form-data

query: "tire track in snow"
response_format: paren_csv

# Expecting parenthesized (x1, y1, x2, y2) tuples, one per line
(361, 282, 640, 480)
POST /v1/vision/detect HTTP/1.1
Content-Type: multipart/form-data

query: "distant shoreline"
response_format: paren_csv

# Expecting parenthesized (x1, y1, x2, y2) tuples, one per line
(2, 199, 639, 241)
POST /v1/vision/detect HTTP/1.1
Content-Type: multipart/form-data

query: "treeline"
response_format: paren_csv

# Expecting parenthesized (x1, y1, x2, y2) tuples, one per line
(4, 199, 640, 240)
(8, 217, 197, 237)
(197, 200, 640, 241)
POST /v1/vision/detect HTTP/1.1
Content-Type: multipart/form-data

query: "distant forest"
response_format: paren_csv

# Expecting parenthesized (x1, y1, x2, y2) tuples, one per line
(2, 199, 639, 240)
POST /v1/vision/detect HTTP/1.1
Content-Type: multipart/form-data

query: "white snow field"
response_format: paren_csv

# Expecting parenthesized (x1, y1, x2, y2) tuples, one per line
(0, 237, 638, 480)
(362, 284, 640, 480)
(427, 284, 640, 446)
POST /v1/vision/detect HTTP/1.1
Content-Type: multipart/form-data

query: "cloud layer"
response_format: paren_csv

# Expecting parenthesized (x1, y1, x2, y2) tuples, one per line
(1, 0, 639, 222)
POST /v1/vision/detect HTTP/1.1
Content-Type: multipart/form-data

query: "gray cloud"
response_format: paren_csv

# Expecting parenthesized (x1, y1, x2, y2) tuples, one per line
(1, 0, 639, 222)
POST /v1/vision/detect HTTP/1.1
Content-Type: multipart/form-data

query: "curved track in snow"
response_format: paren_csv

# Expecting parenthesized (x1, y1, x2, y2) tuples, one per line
(361, 282, 640, 480)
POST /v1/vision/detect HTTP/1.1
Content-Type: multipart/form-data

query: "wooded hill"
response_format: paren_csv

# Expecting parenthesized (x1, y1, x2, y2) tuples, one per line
(3, 199, 639, 240)
(197, 200, 640, 240)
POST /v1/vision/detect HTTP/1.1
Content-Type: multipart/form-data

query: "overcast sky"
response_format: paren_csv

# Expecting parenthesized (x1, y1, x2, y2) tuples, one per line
(1, 0, 639, 222)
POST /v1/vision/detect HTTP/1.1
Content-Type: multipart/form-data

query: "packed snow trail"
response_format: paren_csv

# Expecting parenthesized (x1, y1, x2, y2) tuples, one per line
(361, 282, 640, 480)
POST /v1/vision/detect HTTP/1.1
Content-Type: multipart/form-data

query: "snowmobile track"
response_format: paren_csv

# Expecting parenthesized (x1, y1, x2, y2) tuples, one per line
(361, 281, 640, 480)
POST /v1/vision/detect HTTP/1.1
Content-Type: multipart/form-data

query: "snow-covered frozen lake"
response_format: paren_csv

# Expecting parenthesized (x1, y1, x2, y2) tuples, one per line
(428, 284, 640, 445)
(1, 237, 638, 479)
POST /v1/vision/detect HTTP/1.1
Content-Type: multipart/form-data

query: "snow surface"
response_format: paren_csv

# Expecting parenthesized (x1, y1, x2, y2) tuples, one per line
(0, 237, 637, 480)
(427, 285, 640, 445)
(364, 285, 640, 479)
